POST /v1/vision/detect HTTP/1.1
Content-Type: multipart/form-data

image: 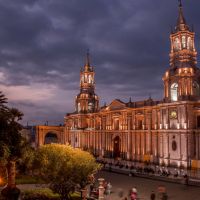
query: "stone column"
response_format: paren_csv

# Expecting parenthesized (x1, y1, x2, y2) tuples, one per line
(81, 188, 87, 200)
(98, 178, 105, 200)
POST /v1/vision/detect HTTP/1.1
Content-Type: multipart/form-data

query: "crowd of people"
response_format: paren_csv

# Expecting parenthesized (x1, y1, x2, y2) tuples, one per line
(89, 159, 193, 199)
(97, 159, 189, 181)
(89, 179, 169, 200)
(89, 181, 113, 198)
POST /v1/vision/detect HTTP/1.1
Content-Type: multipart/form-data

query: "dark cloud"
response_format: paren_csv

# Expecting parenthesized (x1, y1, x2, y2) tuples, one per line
(0, 0, 200, 125)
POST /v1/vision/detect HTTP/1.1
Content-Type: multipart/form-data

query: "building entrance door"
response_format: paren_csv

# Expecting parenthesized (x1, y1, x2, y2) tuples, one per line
(113, 136, 120, 158)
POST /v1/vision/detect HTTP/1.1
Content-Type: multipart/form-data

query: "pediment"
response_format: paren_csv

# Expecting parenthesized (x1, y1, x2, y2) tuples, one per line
(107, 99, 126, 111)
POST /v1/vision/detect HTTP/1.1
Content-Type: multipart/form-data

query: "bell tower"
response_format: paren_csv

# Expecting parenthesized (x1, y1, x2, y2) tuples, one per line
(163, 1, 200, 102)
(75, 51, 99, 113)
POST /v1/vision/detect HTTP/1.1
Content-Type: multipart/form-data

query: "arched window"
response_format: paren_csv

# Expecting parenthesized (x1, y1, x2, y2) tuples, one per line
(174, 37, 180, 51)
(187, 37, 193, 50)
(88, 75, 91, 83)
(171, 83, 178, 101)
(182, 36, 186, 48)
(193, 81, 200, 96)
(88, 102, 93, 112)
(84, 74, 87, 83)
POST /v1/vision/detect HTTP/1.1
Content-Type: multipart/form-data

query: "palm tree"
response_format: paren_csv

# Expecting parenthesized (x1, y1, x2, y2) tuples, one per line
(0, 91, 7, 110)
(0, 92, 24, 199)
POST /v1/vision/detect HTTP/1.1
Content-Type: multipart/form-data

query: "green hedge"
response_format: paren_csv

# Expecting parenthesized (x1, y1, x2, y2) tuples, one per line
(16, 175, 45, 185)
(21, 188, 60, 200)
(21, 189, 81, 200)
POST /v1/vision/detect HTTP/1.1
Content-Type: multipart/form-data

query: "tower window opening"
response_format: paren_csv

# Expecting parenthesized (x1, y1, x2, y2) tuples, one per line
(88, 75, 92, 83)
(182, 36, 186, 48)
(84, 74, 87, 83)
(187, 37, 192, 50)
(88, 102, 93, 112)
(171, 83, 178, 101)
(174, 37, 181, 51)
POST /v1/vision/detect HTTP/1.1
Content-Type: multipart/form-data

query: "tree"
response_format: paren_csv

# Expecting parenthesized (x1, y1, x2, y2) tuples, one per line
(0, 91, 24, 199)
(17, 142, 35, 175)
(34, 144, 101, 200)
(0, 91, 7, 109)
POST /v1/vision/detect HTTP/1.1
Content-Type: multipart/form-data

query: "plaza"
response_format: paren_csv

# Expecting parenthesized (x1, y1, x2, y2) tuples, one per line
(96, 171, 200, 200)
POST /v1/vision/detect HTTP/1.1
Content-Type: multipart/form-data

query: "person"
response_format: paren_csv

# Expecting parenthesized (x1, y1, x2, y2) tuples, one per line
(106, 182, 112, 195)
(150, 191, 156, 200)
(130, 187, 137, 200)
(103, 181, 108, 195)
(130, 192, 137, 200)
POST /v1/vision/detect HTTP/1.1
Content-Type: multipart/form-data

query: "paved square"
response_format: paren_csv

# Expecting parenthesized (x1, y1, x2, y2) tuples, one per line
(96, 171, 200, 200)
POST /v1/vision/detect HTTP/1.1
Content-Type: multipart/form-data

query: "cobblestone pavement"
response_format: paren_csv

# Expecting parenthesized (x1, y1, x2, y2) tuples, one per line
(96, 171, 200, 200)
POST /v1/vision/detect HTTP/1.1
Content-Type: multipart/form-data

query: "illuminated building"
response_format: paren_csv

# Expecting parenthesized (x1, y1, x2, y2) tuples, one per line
(36, 2, 200, 169)
(63, 2, 200, 169)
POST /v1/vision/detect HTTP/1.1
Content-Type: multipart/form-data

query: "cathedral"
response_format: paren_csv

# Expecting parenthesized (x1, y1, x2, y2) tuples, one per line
(37, 2, 200, 169)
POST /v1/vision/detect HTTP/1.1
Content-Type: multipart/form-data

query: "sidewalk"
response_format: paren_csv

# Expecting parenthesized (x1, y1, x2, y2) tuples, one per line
(101, 164, 200, 187)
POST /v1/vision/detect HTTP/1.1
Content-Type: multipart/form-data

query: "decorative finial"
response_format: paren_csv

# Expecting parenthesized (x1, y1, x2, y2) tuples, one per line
(176, 0, 187, 31)
(86, 48, 90, 66)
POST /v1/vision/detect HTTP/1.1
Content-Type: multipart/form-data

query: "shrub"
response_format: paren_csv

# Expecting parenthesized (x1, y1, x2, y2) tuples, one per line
(21, 188, 59, 200)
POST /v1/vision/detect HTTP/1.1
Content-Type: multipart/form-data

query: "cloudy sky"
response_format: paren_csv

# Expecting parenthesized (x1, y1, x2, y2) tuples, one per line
(0, 0, 200, 125)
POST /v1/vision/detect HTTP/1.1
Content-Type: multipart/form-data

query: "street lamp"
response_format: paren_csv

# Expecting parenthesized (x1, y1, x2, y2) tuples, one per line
(0, 167, 8, 189)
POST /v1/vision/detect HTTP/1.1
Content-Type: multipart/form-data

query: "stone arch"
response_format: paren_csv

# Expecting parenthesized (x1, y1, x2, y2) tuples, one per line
(36, 125, 64, 147)
(44, 132, 59, 144)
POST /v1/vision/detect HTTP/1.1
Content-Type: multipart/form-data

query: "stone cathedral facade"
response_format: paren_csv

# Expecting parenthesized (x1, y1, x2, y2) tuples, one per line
(64, 3, 200, 169)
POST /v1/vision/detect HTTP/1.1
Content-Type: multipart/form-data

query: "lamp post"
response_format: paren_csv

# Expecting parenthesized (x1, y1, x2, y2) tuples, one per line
(81, 188, 87, 200)
(0, 167, 8, 189)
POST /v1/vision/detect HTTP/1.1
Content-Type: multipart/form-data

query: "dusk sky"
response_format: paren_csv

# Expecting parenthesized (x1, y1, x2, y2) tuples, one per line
(0, 0, 200, 125)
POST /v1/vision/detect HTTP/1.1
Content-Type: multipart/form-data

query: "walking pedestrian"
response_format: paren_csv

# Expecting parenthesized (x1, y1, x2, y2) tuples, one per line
(130, 187, 137, 200)
(130, 192, 137, 200)
(106, 182, 112, 195)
